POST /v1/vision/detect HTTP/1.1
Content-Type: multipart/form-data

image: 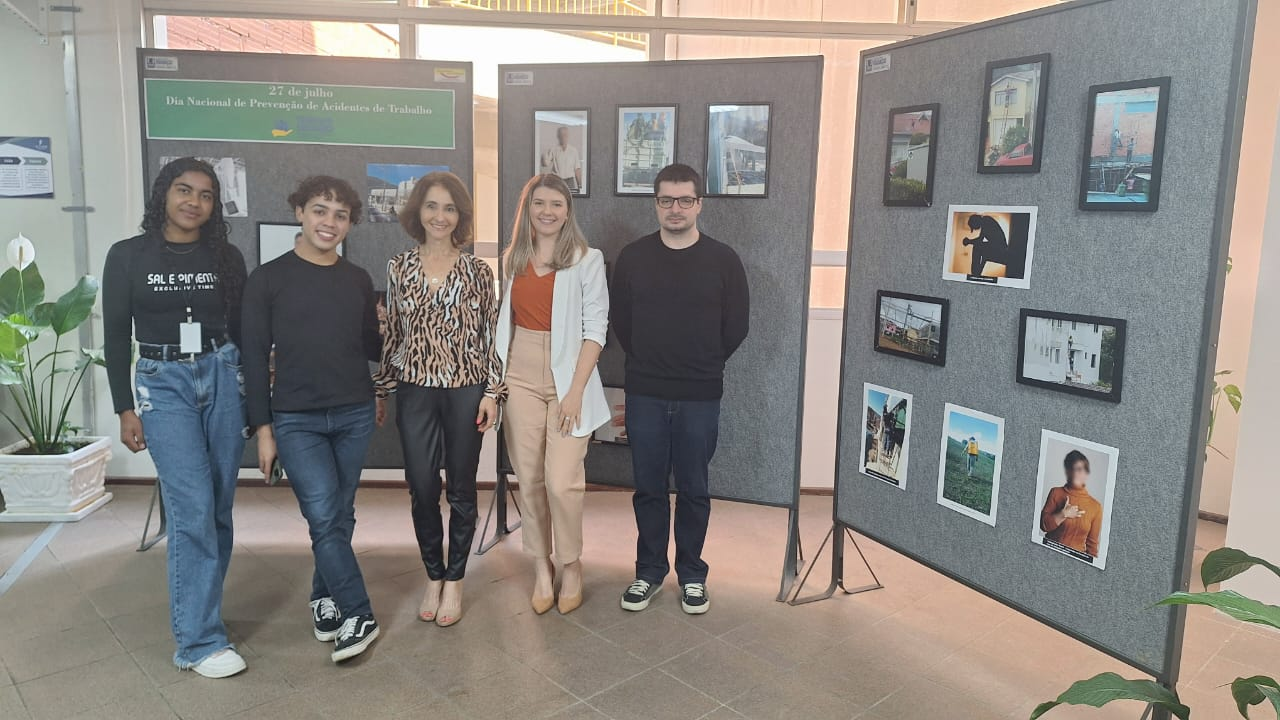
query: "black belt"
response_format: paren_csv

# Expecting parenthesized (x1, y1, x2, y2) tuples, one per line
(138, 337, 228, 361)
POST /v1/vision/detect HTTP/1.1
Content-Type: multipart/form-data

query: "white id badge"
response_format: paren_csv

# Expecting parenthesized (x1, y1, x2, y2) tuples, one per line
(179, 322, 202, 354)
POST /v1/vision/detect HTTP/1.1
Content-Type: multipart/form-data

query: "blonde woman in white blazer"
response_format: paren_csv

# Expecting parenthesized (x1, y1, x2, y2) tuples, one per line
(498, 174, 610, 616)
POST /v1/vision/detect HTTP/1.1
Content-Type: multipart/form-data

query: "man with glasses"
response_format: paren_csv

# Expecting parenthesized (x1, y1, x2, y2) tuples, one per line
(609, 163, 750, 615)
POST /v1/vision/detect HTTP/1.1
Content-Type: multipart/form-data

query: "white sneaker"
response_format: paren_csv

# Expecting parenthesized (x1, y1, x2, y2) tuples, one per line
(191, 648, 247, 679)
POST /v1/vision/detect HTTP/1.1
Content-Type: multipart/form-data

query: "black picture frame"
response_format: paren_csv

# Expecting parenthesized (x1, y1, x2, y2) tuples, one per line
(1017, 309, 1126, 403)
(614, 104, 678, 196)
(883, 103, 940, 206)
(593, 386, 629, 445)
(533, 108, 590, 197)
(977, 53, 1050, 174)
(1078, 76, 1172, 212)
(873, 290, 950, 367)
(703, 102, 772, 198)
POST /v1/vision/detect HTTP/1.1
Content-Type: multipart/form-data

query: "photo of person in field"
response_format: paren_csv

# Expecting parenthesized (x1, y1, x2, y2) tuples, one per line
(936, 404, 1004, 526)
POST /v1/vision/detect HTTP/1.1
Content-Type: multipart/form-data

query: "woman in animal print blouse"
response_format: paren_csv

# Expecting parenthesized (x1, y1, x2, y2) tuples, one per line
(373, 171, 503, 628)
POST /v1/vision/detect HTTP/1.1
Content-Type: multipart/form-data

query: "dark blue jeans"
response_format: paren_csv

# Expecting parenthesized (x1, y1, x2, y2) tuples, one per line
(273, 400, 376, 618)
(625, 394, 720, 586)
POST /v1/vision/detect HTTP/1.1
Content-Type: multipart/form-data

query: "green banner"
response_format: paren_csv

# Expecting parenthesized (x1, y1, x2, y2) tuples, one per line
(144, 79, 455, 149)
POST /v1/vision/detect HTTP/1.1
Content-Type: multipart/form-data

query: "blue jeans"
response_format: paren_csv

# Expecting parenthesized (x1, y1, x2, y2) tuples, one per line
(625, 394, 720, 586)
(134, 343, 246, 669)
(272, 400, 376, 618)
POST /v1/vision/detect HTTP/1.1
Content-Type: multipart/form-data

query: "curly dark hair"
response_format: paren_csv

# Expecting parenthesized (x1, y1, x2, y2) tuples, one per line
(142, 157, 244, 321)
(287, 175, 363, 225)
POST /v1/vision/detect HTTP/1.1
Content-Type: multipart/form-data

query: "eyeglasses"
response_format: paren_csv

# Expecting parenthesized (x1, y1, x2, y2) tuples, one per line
(655, 196, 699, 209)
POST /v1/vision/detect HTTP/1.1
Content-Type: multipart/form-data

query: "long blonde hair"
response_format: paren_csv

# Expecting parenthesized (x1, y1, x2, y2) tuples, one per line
(503, 174, 589, 277)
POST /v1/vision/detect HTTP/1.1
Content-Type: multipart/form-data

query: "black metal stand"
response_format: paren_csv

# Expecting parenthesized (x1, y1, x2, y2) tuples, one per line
(775, 506, 805, 601)
(787, 521, 883, 605)
(137, 481, 166, 552)
(475, 471, 522, 555)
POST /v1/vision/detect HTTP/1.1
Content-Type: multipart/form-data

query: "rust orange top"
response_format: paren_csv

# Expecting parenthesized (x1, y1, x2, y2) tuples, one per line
(512, 261, 555, 331)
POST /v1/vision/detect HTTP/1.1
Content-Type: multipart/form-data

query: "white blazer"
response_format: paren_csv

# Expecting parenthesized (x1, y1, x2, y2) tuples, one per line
(496, 247, 611, 437)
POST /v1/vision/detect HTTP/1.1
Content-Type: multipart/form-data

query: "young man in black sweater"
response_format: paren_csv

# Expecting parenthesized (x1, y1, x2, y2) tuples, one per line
(610, 163, 750, 615)
(241, 176, 385, 663)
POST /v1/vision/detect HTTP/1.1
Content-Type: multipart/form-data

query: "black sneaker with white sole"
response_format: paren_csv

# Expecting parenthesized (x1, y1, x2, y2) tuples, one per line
(620, 578, 661, 611)
(331, 614, 380, 663)
(310, 597, 342, 642)
(681, 583, 709, 615)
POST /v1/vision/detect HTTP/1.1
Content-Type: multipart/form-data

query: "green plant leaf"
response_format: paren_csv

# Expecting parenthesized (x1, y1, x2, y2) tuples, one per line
(1224, 384, 1243, 413)
(1157, 590, 1280, 630)
(1232, 675, 1280, 717)
(1029, 673, 1188, 720)
(1202, 548, 1280, 586)
(0, 263, 45, 316)
(0, 360, 23, 385)
(48, 275, 98, 336)
(1217, 370, 1234, 377)
(0, 321, 31, 358)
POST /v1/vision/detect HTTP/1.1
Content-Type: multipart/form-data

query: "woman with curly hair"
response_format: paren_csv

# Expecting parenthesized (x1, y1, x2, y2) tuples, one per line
(102, 157, 249, 678)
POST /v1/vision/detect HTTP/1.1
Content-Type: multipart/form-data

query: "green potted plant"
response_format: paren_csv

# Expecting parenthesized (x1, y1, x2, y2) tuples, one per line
(0, 233, 112, 522)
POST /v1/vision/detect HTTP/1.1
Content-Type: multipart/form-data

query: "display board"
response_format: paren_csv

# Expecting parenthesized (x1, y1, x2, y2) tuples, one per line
(834, 0, 1254, 683)
(137, 49, 474, 469)
(497, 57, 821, 508)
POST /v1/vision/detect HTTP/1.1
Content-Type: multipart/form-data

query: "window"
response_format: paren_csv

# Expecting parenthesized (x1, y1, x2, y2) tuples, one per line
(916, 0, 1066, 22)
(664, 0, 896, 22)
(994, 87, 1018, 107)
(153, 16, 401, 57)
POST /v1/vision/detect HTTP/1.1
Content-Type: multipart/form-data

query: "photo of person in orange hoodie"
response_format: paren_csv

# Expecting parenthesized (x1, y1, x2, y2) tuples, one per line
(1032, 431, 1118, 569)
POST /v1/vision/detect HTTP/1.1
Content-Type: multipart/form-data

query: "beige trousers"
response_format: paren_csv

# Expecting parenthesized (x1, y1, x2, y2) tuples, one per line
(504, 327, 590, 564)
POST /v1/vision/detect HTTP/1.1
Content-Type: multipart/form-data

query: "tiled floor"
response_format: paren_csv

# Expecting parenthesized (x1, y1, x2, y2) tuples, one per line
(0, 486, 1276, 719)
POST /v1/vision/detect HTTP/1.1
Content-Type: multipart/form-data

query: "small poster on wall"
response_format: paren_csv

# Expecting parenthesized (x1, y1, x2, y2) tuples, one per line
(616, 105, 676, 195)
(535, 109, 589, 196)
(593, 387, 628, 445)
(1079, 77, 1171, 211)
(936, 404, 1005, 526)
(0, 137, 53, 199)
(1031, 430, 1119, 570)
(859, 383, 913, 489)
(978, 54, 1050, 173)
(161, 155, 248, 218)
(365, 163, 449, 223)
(705, 103, 770, 197)
(942, 205, 1037, 289)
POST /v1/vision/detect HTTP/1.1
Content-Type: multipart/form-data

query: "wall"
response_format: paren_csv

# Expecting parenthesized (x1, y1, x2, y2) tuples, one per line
(1225, 98, 1280, 605)
(1199, 0, 1280, 517)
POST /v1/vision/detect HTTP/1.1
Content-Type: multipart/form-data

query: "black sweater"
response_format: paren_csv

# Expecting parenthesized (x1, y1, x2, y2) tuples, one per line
(240, 252, 383, 427)
(102, 233, 246, 414)
(609, 232, 750, 400)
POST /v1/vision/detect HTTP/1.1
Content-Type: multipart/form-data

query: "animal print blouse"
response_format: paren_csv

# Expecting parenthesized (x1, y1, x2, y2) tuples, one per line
(373, 250, 505, 399)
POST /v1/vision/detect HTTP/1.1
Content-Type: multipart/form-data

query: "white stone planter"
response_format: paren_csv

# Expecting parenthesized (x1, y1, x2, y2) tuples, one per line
(0, 436, 113, 522)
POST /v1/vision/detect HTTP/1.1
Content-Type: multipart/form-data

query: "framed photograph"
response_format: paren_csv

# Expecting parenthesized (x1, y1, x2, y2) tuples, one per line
(942, 204, 1037, 289)
(593, 387, 628, 445)
(365, 163, 449, 223)
(160, 155, 248, 217)
(257, 221, 343, 266)
(874, 290, 949, 366)
(1079, 77, 1172, 211)
(1031, 430, 1119, 570)
(859, 383, 913, 489)
(936, 404, 1005, 527)
(884, 103, 939, 206)
(616, 105, 677, 195)
(704, 103, 771, 197)
(978, 54, 1049, 173)
(1017, 309, 1126, 403)
(535, 109, 589, 196)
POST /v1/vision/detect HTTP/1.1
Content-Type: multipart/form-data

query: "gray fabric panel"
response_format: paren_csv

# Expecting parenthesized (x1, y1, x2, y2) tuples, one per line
(139, 49, 474, 469)
(836, 0, 1249, 676)
(498, 57, 822, 507)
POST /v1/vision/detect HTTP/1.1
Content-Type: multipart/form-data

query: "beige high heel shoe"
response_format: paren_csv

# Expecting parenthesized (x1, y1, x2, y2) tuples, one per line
(435, 579, 464, 627)
(531, 558, 556, 615)
(419, 578, 443, 622)
(558, 561, 583, 615)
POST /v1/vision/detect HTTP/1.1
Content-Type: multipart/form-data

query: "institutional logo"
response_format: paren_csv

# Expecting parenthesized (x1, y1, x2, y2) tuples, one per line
(271, 120, 294, 138)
